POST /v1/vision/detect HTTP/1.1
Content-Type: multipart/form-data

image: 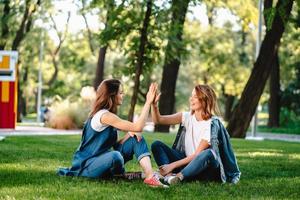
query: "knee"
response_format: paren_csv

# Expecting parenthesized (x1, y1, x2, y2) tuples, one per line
(111, 151, 124, 166)
(195, 149, 214, 160)
(195, 149, 218, 166)
(133, 135, 147, 144)
(151, 140, 164, 152)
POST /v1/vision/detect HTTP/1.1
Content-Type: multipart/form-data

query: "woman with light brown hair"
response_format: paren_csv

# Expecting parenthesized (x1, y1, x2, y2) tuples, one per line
(58, 79, 167, 188)
(151, 84, 240, 185)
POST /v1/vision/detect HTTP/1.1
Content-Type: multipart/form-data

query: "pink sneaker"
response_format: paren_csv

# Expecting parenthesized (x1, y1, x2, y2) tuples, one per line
(144, 175, 169, 188)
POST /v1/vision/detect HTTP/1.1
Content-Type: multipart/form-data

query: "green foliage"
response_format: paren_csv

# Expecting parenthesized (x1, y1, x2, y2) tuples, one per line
(122, 1, 169, 79)
(280, 18, 300, 118)
(1, 0, 299, 128)
(177, 19, 253, 112)
(264, 0, 296, 31)
(0, 0, 44, 49)
(0, 135, 299, 199)
(223, 0, 258, 31)
(98, 1, 140, 46)
(264, 7, 276, 30)
(96, 0, 171, 108)
(280, 108, 300, 128)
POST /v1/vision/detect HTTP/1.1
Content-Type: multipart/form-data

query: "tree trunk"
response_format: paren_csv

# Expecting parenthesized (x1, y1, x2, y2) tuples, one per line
(12, 0, 40, 50)
(224, 94, 235, 121)
(21, 64, 29, 116)
(80, 0, 95, 56)
(265, 0, 280, 128)
(47, 55, 59, 86)
(93, 4, 114, 90)
(127, 0, 152, 122)
(47, 12, 70, 87)
(93, 46, 107, 89)
(16, 62, 28, 121)
(227, 0, 294, 138)
(155, 0, 190, 132)
(268, 51, 280, 127)
(13, 0, 40, 122)
(0, 0, 10, 50)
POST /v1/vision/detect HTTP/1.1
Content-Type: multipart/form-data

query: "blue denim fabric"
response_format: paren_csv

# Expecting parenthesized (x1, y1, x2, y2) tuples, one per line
(80, 151, 124, 178)
(57, 118, 151, 178)
(181, 149, 219, 179)
(114, 136, 151, 163)
(151, 140, 220, 180)
(151, 140, 185, 167)
(210, 117, 241, 183)
(171, 116, 241, 183)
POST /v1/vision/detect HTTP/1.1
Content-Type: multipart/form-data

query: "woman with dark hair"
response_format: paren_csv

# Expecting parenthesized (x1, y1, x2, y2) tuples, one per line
(58, 79, 167, 187)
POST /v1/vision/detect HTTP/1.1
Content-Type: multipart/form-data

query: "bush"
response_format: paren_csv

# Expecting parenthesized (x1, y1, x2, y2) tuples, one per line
(47, 86, 95, 129)
(280, 108, 300, 128)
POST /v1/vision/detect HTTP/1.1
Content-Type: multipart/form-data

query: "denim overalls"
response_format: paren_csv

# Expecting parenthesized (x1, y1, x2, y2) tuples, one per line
(57, 118, 151, 178)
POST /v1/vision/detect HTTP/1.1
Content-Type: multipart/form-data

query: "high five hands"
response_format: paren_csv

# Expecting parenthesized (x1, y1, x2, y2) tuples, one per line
(146, 83, 158, 105)
(129, 83, 160, 142)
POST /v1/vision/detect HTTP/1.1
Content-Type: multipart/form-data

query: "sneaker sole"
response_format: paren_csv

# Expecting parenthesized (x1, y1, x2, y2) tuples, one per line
(169, 177, 181, 185)
(147, 184, 169, 188)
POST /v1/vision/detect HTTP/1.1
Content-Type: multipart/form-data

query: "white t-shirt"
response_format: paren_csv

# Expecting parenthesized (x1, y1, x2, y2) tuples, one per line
(91, 109, 109, 132)
(182, 112, 211, 156)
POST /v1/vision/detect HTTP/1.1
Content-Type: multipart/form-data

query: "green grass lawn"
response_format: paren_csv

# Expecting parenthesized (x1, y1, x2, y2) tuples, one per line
(0, 134, 299, 200)
(257, 126, 300, 135)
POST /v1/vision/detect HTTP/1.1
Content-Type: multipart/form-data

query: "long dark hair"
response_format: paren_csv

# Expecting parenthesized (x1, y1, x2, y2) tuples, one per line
(89, 79, 121, 117)
(191, 84, 221, 120)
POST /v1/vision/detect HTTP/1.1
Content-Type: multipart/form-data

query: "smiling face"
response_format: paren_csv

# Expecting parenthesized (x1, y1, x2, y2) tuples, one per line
(116, 85, 124, 105)
(189, 89, 202, 112)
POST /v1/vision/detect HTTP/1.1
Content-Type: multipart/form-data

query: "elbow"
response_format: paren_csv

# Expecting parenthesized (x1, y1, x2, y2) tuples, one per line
(136, 128, 143, 132)
(134, 125, 144, 132)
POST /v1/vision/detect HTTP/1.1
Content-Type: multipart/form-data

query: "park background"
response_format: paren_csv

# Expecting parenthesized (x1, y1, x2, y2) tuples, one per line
(0, 0, 299, 199)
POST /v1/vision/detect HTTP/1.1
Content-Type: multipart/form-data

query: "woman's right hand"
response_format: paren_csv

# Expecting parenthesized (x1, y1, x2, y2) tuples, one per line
(153, 92, 161, 107)
(128, 132, 142, 142)
(146, 83, 158, 105)
(159, 164, 175, 176)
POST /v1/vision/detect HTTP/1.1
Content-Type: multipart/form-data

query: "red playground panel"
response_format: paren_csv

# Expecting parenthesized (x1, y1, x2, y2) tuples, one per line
(0, 51, 18, 129)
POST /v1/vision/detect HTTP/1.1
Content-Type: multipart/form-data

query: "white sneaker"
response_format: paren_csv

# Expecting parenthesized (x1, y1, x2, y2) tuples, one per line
(153, 171, 163, 179)
(166, 175, 181, 185)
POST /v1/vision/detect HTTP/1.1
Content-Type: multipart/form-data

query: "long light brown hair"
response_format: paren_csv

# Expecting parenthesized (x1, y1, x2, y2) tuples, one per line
(89, 79, 121, 118)
(191, 84, 221, 120)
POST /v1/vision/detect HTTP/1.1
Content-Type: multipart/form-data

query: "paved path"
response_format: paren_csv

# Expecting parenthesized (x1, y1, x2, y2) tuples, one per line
(0, 126, 299, 143)
(246, 132, 300, 143)
(0, 126, 81, 136)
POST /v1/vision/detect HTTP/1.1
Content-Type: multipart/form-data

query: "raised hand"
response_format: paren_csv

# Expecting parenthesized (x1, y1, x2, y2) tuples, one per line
(146, 83, 158, 105)
(153, 92, 161, 106)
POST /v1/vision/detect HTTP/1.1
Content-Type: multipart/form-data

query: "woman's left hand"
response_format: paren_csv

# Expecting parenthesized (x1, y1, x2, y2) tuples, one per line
(146, 83, 158, 105)
(159, 163, 175, 176)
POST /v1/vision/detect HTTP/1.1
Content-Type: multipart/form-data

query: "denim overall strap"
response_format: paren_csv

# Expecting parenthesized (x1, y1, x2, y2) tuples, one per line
(57, 118, 118, 176)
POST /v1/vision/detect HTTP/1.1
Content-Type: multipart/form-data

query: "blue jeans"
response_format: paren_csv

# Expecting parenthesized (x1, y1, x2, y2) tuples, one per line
(151, 140, 220, 181)
(80, 136, 151, 178)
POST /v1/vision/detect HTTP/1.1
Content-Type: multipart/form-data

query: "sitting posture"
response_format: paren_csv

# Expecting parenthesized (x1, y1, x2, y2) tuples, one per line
(58, 79, 167, 188)
(151, 84, 241, 184)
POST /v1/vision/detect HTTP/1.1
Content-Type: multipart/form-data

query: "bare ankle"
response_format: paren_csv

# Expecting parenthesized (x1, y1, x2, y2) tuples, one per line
(176, 173, 184, 181)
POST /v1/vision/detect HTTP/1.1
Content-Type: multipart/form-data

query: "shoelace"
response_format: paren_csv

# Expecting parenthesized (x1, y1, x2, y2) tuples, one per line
(148, 176, 162, 185)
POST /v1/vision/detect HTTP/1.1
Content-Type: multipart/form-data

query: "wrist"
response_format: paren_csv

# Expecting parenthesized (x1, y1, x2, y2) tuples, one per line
(152, 103, 158, 108)
(169, 162, 175, 169)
